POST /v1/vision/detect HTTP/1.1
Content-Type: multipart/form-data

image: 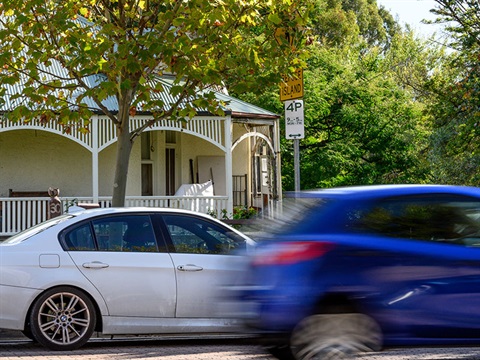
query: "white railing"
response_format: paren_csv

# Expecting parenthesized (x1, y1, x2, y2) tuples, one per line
(0, 197, 51, 236)
(0, 196, 229, 237)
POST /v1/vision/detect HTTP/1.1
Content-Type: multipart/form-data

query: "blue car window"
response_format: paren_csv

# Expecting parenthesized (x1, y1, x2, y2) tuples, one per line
(349, 196, 480, 245)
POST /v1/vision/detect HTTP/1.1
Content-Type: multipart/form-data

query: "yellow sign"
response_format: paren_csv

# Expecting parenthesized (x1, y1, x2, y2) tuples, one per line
(280, 68, 304, 101)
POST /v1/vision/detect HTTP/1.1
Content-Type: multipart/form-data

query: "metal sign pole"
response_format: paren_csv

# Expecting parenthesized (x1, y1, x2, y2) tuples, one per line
(294, 138, 300, 191)
(284, 99, 304, 192)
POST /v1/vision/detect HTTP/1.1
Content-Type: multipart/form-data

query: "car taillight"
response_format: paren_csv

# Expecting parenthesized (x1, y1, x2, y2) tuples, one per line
(252, 241, 335, 266)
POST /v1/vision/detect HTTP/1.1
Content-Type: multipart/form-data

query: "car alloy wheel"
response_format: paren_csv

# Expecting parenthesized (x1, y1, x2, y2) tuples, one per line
(290, 313, 382, 360)
(29, 286, 96, 351)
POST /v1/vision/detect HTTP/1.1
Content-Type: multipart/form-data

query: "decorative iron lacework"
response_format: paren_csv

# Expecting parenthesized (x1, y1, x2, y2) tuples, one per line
(0, 115, 226, 153)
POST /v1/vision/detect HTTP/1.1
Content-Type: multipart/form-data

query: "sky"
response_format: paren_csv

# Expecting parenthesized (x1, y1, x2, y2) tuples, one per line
(376, 0, 445, 38)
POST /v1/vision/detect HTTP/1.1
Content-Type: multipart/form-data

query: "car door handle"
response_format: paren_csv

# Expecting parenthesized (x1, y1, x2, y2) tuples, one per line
(82, 261, 109, 269)
(177, 264, 203, 272)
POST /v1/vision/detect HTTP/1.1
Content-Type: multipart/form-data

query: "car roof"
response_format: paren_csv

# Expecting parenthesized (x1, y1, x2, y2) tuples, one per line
(285, 184, 480, 200)
(67, 206, 216, 219)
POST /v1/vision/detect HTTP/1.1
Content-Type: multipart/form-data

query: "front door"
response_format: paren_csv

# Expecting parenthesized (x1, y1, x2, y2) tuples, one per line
(156, 213, 249, 318)
(165, 148, 176, 195)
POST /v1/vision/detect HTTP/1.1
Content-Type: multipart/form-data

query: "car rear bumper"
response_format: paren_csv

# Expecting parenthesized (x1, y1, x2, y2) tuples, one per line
(0, 285, 41, 330)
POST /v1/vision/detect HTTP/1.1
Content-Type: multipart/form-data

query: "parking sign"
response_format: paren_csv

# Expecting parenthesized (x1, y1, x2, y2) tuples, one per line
(284, 99, 304, 139)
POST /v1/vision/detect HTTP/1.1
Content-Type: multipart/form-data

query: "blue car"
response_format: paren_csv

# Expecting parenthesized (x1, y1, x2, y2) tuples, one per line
(240, 185, 480, 359)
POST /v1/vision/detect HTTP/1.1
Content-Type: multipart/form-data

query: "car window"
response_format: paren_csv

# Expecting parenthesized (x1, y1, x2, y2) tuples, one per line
(93, 215, 158, 252)
(251, 197, 331, 235)
(64, 223, 96, 251)
(63, 215, 159, 252)
(162, 215, 246, 254)
(349, 195, 480, 246)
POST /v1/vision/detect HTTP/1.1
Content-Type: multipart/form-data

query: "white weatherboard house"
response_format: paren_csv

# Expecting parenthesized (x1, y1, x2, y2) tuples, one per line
(0, 76, 282, 237)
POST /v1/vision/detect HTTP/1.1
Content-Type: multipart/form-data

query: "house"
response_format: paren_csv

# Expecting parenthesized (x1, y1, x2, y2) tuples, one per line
(0, 79, 282, 237)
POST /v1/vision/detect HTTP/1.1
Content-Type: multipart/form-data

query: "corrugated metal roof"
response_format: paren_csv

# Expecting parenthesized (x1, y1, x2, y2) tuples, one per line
(216, 91, 279, 118)
(1, 63, 279, 119)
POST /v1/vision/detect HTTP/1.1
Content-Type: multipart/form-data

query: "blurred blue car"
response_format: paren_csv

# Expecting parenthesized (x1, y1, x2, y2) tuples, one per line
(240, 185, 480, 359)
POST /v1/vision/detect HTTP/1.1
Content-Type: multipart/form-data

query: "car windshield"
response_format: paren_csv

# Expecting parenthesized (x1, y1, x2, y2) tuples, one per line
(1, 215, 74, 245)
(242, 196, 331, 238)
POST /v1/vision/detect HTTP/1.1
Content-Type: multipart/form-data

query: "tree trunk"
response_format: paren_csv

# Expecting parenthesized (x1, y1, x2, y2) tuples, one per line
(111, 101, 134, 207)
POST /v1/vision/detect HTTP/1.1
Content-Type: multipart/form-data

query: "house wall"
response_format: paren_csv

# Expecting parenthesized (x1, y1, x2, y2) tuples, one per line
(0, 130, 142, 198)
(0, 123, 262, 201)
(178, 132, 224, 194)
(0, 130, 91, 197)
(232, 124, 250, 178)
(139, 130, 228, 196)
(136, 127, 252, 197)
(177, 126, 251, 197)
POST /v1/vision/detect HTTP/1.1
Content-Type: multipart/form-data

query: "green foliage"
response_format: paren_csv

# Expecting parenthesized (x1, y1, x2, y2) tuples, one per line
(311, 0, 401, 48)
(232, 206, 258, 220)
(0, 0, 314, 120)
(299, 46, 428, 189)
(431, 0, 480, 52)
(231, 0, 434, 191)
(208, 206, 258, 220)
(423, 0, 480, 185)
(64, 198, 79, 213)
(0, 0, 316, 205)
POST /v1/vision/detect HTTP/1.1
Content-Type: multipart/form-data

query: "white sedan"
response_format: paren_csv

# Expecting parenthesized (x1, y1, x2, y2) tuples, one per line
(0, 207, 255, 350)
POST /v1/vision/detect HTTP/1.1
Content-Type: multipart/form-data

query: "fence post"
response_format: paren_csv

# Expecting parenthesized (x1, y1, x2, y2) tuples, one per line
(48, 187, 62, 219)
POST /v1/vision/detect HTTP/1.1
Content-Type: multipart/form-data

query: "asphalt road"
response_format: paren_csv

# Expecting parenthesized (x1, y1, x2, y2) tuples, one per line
(2, 332, 480, 360)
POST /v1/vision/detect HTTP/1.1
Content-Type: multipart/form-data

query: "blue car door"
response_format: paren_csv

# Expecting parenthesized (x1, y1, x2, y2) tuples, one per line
(347, 194, 480, 340)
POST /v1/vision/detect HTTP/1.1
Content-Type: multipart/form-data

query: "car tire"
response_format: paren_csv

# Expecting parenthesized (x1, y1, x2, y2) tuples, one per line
(266, 344, 295, 360)
(29, 286, 96, 351)
(21, 327, 37, 342)
(290, 313, 382, 359)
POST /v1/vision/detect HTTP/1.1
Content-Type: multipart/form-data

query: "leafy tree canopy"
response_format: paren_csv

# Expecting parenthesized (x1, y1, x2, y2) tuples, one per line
(0, 0, 315, 205)
(232, 0, 430, 190)
(426, 0, 480, 185)
(311, 0, 400, 48)
(288, 45, 429, 189)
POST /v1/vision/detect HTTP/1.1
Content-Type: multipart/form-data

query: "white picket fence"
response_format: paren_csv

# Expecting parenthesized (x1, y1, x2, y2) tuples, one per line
(0, 196, 229, 237)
